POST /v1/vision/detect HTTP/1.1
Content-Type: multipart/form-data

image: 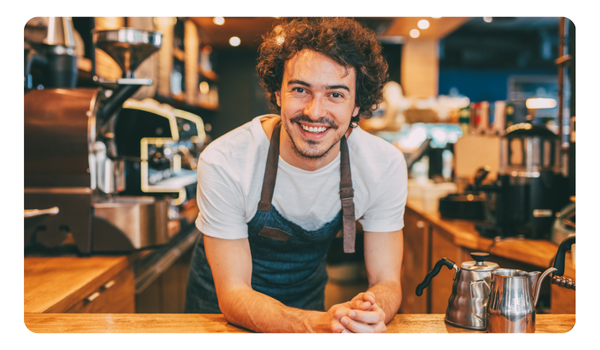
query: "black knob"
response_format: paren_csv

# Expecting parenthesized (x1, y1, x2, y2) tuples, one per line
(471, 252, 489, 263)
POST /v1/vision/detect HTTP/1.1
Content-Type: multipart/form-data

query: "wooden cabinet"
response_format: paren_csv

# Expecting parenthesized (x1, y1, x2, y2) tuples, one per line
(429, 226, 463, 314)
(66, 267, 135, 313)
(400, 201, 574, 315)
(400, 210, 431, 314)
(550, 252, 575, 314)
(135, 248, 193, 313)
(25, 256, 136, 314)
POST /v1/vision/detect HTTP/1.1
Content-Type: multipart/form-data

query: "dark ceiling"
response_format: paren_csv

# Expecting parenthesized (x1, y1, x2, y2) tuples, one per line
(191, 16, 567, 70)
(439, 17, 563, 70)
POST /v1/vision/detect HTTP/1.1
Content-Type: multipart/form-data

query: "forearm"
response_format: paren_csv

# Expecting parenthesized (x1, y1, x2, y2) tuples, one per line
(367, 279, 402, 324)
(219, 285, 328, 333)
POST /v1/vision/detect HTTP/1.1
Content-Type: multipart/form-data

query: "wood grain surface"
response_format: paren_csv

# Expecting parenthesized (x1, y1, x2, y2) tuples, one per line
(23, 313, 575, 333)
(405, 200, 563, 269)
(24, 255, 135, 313)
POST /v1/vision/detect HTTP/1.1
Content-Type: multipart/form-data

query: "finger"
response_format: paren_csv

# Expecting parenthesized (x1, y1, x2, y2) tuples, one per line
(348, 308, 385, 324)
(351, 300, 373, 311)
(331, 319, 352, 333)
(362, 291, 376, 304)
(340, 316, 381, 333)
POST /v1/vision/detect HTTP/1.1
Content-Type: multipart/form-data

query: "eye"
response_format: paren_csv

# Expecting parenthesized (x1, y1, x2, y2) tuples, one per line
(330, 92, 343, 98)
(292, 87, 306, 93)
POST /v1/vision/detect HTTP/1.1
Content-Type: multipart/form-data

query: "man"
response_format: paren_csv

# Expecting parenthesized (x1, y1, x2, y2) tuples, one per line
(185, 17, 407, 333)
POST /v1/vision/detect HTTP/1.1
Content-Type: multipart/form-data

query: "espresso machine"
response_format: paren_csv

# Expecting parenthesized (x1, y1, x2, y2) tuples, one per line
(474, 123, 570, 240)
(25, 27, 205, 254)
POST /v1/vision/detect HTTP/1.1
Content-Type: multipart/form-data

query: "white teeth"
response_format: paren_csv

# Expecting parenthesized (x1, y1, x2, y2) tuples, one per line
(301, 124, 327, 133)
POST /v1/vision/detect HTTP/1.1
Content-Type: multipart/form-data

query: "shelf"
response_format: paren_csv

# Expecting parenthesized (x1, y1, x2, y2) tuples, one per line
(154, 93, 219, 114)
(199, 67, 218, 82)
(173, 48, 185, 61)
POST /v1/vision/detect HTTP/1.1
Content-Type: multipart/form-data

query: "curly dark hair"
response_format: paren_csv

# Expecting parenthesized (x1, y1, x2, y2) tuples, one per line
(256, 17, 389, 125)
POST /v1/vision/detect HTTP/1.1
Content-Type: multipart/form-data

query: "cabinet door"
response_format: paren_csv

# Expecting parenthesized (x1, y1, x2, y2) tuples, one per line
(66, 267, 135, 313)
(429, 226, 463, 314)
(400, 211, 431, 314)
(551, 252, 576, 314)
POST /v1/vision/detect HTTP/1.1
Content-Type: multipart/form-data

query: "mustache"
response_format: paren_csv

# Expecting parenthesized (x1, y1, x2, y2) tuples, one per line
(289, 115, 338, 129)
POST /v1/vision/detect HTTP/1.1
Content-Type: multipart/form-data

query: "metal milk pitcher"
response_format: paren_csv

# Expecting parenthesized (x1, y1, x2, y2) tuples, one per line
(471, 267, 556, 333)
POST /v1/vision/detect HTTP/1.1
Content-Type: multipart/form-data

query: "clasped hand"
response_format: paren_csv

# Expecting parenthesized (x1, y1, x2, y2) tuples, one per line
(326, 291, 386, 333)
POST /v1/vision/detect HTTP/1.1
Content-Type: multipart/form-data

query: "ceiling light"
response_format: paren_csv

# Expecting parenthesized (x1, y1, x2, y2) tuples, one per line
(431, 16, 441, 19)
(229, 36, 241, 47)
(213, 17, 225, 25)
(418, 19, 430, 29)
(483, 17, 493, 23)
(410, 29, 420, 38)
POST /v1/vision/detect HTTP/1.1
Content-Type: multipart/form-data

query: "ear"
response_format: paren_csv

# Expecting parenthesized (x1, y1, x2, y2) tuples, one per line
(275, 91, 282, 107)
(352, 106, 360, 118)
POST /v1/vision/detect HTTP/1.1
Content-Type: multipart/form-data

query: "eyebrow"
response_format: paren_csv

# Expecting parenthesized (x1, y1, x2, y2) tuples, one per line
(287, 79, 351, 92)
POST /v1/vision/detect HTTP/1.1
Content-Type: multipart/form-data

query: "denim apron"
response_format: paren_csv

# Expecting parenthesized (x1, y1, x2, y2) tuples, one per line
(185, 122, 356, 313)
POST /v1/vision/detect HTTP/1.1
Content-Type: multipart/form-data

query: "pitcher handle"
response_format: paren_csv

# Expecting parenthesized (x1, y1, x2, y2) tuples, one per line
(470, 279, 490, 322)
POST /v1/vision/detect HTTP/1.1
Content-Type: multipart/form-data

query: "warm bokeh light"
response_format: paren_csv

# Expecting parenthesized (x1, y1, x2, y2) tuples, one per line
(410, 29, 420, 38)
(483, 17, 493, 23)
(229, 36, 241, 47)
(418, 19, 430, 29)
(213, 17, 225, 25)
(199, 81, 210, 95)
(526, 98, 557, 109)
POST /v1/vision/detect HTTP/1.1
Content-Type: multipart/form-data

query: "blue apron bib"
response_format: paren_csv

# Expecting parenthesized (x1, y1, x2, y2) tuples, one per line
(185, 122, 356, 313)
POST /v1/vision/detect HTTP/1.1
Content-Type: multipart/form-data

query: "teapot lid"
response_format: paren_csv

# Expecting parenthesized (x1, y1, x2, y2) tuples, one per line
(461, 252, 499, 271)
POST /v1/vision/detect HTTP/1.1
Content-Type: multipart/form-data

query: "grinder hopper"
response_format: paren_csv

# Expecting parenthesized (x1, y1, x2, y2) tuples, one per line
(93, 27, 162, 78)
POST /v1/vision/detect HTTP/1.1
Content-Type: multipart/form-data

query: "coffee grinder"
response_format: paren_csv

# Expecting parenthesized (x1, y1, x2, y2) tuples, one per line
(474, 123, 569, 239)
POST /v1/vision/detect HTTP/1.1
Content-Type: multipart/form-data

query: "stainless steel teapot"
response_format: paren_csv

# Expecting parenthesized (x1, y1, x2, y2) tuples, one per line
(416, 252, 499, 330)
(471, 266, 556, 333)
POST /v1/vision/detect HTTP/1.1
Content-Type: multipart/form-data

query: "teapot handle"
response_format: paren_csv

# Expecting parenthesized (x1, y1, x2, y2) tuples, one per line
(470, 279, 490, 322)
(416, 258, 456, 296)
(552, 236, 575, 277)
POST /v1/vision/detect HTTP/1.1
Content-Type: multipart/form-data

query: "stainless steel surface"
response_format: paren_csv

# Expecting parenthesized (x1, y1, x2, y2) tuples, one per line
(24, 187, 92, 194)
(24, 88, 101, 188)
(499, 124, 562, 176)
(93, 196, 169, 249)
(444, 253, 499, 330)
(43, 17, 75, 47)
(24, 207, 59, 218)
(483, 267, 556, 333)
(93, 28, 162, 78)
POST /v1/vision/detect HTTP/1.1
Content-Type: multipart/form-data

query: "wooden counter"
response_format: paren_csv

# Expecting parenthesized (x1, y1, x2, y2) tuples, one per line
(24, 203, 200, 314)
(23, 313, 575, 333)
(406, 199, 561, 268)
(402, 199, 575, 315)
(24, 255, 139, 313)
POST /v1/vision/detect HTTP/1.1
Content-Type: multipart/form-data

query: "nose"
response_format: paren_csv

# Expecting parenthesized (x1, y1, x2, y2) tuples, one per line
(303, 95, 326, 121)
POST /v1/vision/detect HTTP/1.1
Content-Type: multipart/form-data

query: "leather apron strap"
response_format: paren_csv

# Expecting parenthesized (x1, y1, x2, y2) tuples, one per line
(257, 121, 356, 253)
(339, 136, 356, 253)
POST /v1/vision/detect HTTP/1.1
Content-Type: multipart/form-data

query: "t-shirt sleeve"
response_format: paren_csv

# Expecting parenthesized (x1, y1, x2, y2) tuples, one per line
(358, 151, 408, 233)
(195, 155, 249, 239)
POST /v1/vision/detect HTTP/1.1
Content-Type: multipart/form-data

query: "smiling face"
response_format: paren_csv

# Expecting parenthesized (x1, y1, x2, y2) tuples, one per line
(275, 49, 360, 170)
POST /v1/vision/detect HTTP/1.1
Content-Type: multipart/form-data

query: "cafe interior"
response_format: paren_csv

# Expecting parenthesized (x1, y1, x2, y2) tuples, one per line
(22, 16, 577, 334)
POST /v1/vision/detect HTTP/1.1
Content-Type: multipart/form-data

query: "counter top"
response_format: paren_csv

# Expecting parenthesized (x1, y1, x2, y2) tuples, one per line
(24, 202, 200, 314)
(406, 199, 565, 269)
(24, 313, 575, 333)
(24, 255, 136, 313)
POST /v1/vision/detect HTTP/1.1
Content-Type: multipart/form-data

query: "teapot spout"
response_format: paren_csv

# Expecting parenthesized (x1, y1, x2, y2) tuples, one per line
(531, 267, 558, 307)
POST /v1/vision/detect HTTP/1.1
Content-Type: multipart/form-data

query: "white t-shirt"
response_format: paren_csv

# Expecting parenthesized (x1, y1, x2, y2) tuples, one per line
(195, 115, 408, 239)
